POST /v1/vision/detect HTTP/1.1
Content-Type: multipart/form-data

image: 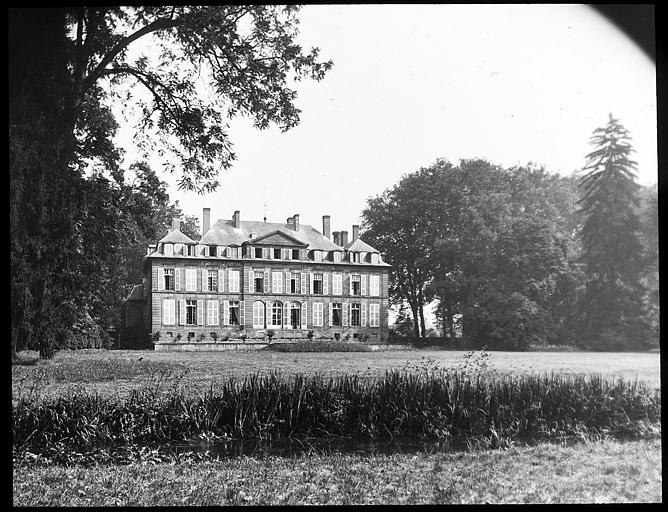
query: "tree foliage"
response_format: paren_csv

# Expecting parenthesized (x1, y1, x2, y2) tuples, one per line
(10, 7, 331, 358)
(577, 115, 649, 349)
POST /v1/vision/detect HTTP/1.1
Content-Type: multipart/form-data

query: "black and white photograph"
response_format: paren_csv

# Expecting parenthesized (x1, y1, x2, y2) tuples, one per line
(11, 4, 659, 505)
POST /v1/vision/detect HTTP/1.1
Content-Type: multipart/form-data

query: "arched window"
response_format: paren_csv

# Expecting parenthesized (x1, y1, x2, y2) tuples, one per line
(289, 302, 301, 329)
(252, 301, 265, 328)
(271, 301, 283, 327)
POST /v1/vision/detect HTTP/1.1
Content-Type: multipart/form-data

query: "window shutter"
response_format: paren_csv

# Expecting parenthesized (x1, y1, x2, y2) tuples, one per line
(348, 275, 353, 296)
(179, 300, 186, 325)
(218, 269, 225, 293)
(328, 303, 333, 327)
(175, 268, 181, 291)
(342, 303, 348, 326)
(323, 273, 329, 295)
(240, 300, 245, 327)
(157, 267, 164, 291)
(310, 273, 314, 294)
(162, 299, 170, 324)
(197, 300, 204, 325)
(285, 271, 291, 293)
(361, 303, 367, 327)
(248, 267, 253, 293)
(301, 273, 307, 295)
(201, 269, 207, 292)
(283, 302, 289, 329)
(361, 275, 367, 296)
(301, 302, 308, 329)
(281, 248, 287, 260)
(223, 300, 230, 326)
(263, 269, 270, 293)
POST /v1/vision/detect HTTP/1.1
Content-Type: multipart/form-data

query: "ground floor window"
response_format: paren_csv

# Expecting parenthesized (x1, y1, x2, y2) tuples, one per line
(313, 303, 324, 327)
(253, 301, 265, 328)
(351, 303, 361, 326)
(229, 301, 240, 325)
(290, 302, 301, 329)
(369, 304, 380, 327)
(186, 300, 197, 325)
(271, 301, 283, 327)
(332, 303, 342, 326)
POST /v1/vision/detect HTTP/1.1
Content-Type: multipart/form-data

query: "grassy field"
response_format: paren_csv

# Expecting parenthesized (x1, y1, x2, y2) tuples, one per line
(12, 348, 662, 505)
(13, 438, 662, 505)
(12, 348, 661, 402)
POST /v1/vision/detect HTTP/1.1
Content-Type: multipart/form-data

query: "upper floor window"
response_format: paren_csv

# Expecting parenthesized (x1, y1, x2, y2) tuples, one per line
(185, 268, 197, 291)
(209, 246, 217, 257)
(352, 252, 360, 263)
(164, 243, 174, 256)
(164, 268, 175, 291)
(226, 246, 238, 258)
(228, 269, 240, 293)
(351, 274, 361, 296)
(290, 273, 300, 294)
(254, 247, 263, 259)
(274, 248, 282, 259)
(369, 275, 380, 297)
(254, 271, 264, 293)
(332, 273, 343, 295)
(292, 249, 300, 260)
(313, 250, 323, 262)
(312, 273, 323, 295)
(272, 271, 284, 294)
(207, 270, 218, 292)
(370, 253, 379, 264)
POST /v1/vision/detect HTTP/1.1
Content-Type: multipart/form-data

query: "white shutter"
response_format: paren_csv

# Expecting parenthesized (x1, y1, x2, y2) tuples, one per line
(310, 273, 314, 295)
(179, 300, 186, 325)
(157, 267, 165, 291)
(349, 275, 353, 296)
(240, 300, 245, 327)
(329, 303, 333, 327)
(248, 267, 254, 293)
(208, 300, 219, 325)
(223, 300, 230, 326)
(201, 268, 207, 292)
(301, 302, 308, 329)
(162, 299, 170, 324)
(263, 269, 270, 293)
(361, 303, 367, 327)
(301, 273, 308, 295)
(323, 273, 329, 295)
(197, 300, 204, 325)
(283, 302, 289, 329)
(342, 302, 348, 326)
(361, 275, 367, 296)
(219, 269, 225, 293)
(285, 271, 291, 293)
(175, 268, 181, 291)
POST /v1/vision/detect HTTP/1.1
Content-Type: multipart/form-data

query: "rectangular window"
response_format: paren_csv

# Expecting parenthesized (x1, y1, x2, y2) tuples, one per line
(186, 300, 197, 325)
(351, 303, 361, 326)
(229, 301, 240, 325)
(228, 270, 240, 293)
(164, 268, 175, 291)
(369, 304, 380, 327)
(313, 303, 324, 327)
(255, 247, 263, 258)
(252, 301, 265, 328)
(292, 249, 300, 260)
(227, 247, 238, 259)
(254, 271, 264, 293)
(290, 305, 300, 329)
(332, 273, 343, 295)
(163, 299, 176, 325)
(369, 275, 380, 297)
(290, 273, 300, 294)
(314, 251, 323, 262)
(185, 268, 197, 291)
(351, 274, 361, 296)
(271, 303, 282, 327)
(274, 248, 281, 259)
(207, 270, 218, 292)
(272, 271, 284, 293)
(312, 274, 323, 295)
(332, 303, 342, 326)
(207, 300, 219, 325)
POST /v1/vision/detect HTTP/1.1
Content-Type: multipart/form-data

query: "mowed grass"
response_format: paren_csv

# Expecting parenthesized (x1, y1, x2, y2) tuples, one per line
(12, 348, 661, 402)
(13, 438, 662, 505)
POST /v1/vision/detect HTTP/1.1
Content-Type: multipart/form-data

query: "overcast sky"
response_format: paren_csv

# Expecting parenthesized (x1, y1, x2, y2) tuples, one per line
(117, 4, 657, 236)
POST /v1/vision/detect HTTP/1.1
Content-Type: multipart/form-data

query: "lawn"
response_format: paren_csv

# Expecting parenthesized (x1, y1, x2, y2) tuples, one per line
(12, 348, 661, 402)
(13, 438, 662, 505)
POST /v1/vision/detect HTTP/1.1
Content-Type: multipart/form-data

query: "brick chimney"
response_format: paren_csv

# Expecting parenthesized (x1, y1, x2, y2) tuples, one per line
(352, 224, 359, 242)
(333, 231, 340, 246)
(341, 230, 349, 247)
(322, 215, 331, 239)
(293, 214, 300, 231)
(202, 208, 210, 237)
(172, 218, 181, 231)
(233, 210, 240, 228)
(287, 216, 293, 227)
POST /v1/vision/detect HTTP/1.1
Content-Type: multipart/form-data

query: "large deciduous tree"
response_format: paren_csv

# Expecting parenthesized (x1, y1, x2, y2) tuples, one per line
(10, 7, 332, 358)
(577, 114, 648, 349)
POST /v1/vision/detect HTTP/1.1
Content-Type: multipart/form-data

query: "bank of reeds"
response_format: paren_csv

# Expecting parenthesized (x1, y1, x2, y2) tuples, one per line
(13, 371, 660, 459)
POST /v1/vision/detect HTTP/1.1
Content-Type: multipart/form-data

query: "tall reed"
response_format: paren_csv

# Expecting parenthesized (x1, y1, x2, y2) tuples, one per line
(13, 371, 661, 456)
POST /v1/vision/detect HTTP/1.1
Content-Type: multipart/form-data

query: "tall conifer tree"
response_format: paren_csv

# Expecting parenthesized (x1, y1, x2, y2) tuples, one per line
(577, 114, 647, 349)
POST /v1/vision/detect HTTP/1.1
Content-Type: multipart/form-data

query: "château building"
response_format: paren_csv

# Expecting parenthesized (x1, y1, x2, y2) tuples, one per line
(125, 209, 390, 348)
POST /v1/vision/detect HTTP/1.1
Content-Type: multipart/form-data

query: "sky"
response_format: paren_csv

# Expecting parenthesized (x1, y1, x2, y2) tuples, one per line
(116, 4, 657, 238)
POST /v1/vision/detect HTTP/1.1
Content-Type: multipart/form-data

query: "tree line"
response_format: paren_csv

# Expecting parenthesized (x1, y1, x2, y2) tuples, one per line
(362, 116, 658, 351)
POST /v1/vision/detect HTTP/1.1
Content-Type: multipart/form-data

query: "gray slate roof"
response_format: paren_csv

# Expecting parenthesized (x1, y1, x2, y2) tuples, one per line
(200, 219, 344, 251)
(159, 229, 195, 244)
(343, 238, 378, 253)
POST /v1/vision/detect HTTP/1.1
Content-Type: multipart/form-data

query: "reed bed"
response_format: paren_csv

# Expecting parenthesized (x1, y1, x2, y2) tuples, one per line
(13, 371, 660, 461)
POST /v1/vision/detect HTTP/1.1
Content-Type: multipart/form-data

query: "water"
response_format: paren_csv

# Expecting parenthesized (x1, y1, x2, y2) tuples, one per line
(172, 436, 471, 458)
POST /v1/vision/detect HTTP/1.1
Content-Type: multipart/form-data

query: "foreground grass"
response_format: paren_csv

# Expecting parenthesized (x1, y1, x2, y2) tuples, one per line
(13, 438, 661, 505)
(12, 349, 661, 402)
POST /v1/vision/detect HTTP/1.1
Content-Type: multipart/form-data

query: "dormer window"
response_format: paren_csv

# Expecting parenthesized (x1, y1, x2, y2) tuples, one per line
(209, 245, 217, 257)
(370, 253, 379, 265)
(313, 250, 323, 262)
(274, 248, 282, 259)
(292, 249, 300, 260)
(254, 247, 263, 258)
(226, 246, 239, 259)
(187, 245, 196, 256)
(164, 243, 174, 256)
(333, 251, 342, 263)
